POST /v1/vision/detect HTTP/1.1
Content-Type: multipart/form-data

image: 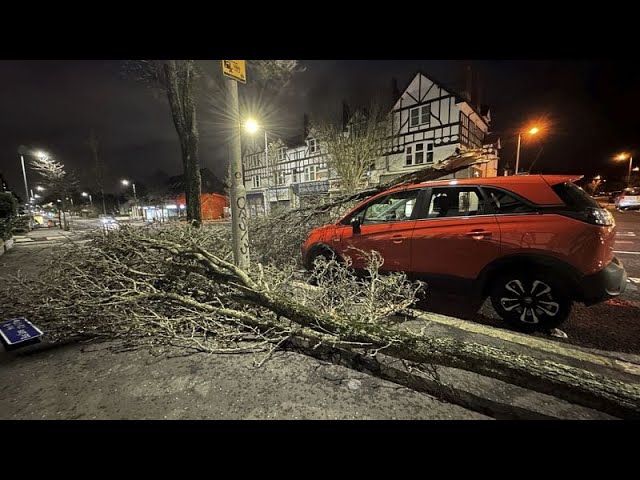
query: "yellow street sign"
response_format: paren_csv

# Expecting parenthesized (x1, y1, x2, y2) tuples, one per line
(222, 60, 246, 83)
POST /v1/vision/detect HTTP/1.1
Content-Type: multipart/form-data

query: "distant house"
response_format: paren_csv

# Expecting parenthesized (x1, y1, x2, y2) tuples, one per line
(142, 168, 228, 222)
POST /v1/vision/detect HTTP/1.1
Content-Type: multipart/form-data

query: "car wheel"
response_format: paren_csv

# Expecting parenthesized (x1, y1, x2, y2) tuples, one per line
(489, 269, 572, 332)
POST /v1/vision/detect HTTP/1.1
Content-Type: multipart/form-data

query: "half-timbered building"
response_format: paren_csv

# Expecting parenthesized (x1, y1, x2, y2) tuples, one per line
(242, 71, 499, 216)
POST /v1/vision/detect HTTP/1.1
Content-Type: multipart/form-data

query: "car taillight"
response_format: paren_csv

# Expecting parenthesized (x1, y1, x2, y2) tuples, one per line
(585, 207, 614, 226)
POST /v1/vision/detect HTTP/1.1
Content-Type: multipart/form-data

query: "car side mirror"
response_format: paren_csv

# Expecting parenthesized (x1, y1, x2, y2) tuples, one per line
(350, 216, 361, 234)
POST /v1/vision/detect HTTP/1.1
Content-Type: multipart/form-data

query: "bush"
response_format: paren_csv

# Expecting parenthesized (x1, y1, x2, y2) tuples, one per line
(0, 192, 17, 219)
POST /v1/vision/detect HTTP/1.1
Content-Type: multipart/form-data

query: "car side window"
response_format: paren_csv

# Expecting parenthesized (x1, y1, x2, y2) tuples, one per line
(360, 190, 419, 224)
(425, 187, 485, 218)
(483, 187, 535, 214)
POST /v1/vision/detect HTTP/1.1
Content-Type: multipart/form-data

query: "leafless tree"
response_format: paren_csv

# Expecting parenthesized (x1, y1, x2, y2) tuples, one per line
(314, 101, 390, 195)
(87, 130, 107, 215)
(30, 155, 77, 230)
(127, 60, 202, 226)
(127, 59, 303, 230)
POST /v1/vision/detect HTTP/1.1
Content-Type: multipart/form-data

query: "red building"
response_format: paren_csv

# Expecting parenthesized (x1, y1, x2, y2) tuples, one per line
(176, 193, 228, 220)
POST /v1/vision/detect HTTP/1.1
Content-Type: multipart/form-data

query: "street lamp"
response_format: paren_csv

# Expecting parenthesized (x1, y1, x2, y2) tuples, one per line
(121, 179, 138, 218)
(244, 118, 269, 159)
(616, 153, 635, 187)
(36, 186, 45, 192)
(244, 118, 271, 214)
(82, 191, 93, 206)
(515, 126, 541, 174)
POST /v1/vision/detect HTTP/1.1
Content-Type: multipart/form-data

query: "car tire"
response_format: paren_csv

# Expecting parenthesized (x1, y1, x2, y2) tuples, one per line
(489, 269, 572, 332)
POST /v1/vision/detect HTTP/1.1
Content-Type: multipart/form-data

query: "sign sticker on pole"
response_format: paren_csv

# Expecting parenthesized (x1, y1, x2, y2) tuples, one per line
(222, 60, 247, 84)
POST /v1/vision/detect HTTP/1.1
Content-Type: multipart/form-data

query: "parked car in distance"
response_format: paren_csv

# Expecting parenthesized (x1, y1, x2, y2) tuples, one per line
(607, 191, 623, 203)
(615, 188, 640, 211)
(302, 174, 627, 332)
(99, 215, 120, 231)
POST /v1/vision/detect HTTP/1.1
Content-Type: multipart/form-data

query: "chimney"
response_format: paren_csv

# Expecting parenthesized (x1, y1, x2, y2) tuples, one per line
(303, 113, 310, 138)
(342, 100, 351, 132)
(391, 77, 400, 103)
(465, 64, 473, 103)
(476, 72, 483, 111)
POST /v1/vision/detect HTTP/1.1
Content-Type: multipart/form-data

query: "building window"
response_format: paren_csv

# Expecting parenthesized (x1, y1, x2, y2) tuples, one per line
(254, 175, 261, 188)
(405, 146, 413, 166)
(426, 143, 434, 163)
(415, 144, 424, 164)
(410, 105, 431, 127)
(277, 148, 286, 161)
(304, 165, 319, 182)
(275, 171, 286, 186)
(293, 169, 299, 183)
(308, 138, 318, 154)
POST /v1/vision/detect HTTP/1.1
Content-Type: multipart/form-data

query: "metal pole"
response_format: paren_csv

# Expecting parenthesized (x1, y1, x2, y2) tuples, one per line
(514, 134, 521, 175)
(227, 78, 250, 269)
(20, 155, 30, 206)
(132, 183, 138, 218)
(628, 156, 634, 187)
(89, 194, 93, 206)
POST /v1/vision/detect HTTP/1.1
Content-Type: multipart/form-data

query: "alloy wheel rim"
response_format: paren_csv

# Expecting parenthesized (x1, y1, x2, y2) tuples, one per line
(499, 279, 560, 324)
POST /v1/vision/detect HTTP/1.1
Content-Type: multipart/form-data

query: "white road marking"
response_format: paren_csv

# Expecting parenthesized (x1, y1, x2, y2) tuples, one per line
(618, 232, 637, 237)
(614, 251, 640, 255)
(616, 240, 634, 244)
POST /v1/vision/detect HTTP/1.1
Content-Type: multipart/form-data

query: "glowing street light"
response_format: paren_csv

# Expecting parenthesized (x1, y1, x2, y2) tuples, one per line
(615, 153, 634, 187)
(36, 185, 45, 191)
(515, 125, 542, 175)
(244, 118, 259, 134)
(121, 179, 138, 218)
(82, 191, 93, 206)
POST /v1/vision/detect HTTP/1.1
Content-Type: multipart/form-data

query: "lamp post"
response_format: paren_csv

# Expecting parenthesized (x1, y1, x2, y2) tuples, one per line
(514, 126, 540, 175)
(121, 179, 138, 218)
(616, 153, 635, 187)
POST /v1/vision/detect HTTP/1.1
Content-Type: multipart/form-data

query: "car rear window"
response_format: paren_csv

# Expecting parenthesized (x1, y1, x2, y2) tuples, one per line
(552, 182, 600, 210)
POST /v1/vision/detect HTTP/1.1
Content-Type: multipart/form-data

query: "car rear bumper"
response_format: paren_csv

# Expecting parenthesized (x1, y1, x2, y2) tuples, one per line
(580, 257, 627, 305)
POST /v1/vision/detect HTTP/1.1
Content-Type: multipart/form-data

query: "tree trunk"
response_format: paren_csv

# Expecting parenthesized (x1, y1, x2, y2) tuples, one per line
(163, 60, 202, 227)
(147, 240, 640, 419)
(184, 133, 202, 226)
(259, 292, 640, 419)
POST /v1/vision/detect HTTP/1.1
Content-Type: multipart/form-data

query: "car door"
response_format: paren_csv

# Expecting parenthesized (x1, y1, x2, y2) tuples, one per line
(410, 186, 501, 281)
(337, 189, 422, 272)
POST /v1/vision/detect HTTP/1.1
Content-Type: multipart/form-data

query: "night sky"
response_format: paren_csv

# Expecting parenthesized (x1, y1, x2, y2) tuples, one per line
(1, 60, 638, 198)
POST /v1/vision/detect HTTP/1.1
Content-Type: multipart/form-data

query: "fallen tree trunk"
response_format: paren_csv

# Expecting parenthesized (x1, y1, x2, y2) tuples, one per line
(7, 226, 638, 419)
(146, 237, 640, 419)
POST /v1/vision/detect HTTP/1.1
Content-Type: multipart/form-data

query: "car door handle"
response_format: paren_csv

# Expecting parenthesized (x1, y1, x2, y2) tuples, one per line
(391, 235, 406, 244)
(465, 229, 492, 240)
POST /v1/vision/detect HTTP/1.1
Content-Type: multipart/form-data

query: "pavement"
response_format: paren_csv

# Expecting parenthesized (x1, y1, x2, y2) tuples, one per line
(1, 210, 640, 419)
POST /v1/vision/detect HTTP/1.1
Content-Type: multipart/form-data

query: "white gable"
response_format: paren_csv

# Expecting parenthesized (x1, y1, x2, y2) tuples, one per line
(392, 73, 454, 111)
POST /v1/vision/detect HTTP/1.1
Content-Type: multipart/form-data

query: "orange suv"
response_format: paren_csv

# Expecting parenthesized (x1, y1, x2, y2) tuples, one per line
(302, 175, 627, 331)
